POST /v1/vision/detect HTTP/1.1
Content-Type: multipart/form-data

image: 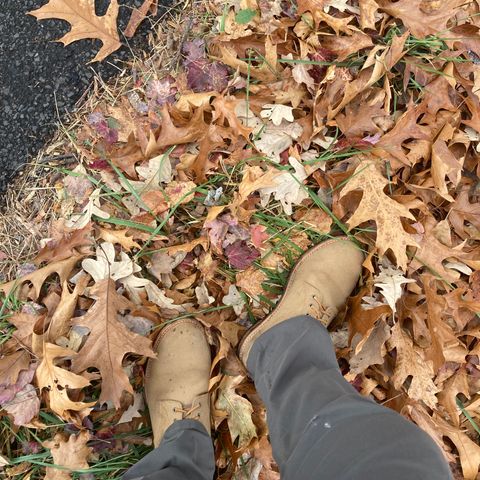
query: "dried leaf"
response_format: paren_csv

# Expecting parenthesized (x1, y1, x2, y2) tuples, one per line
(72, 279, 155, 407)
(2, 384, 40, 427)
(36, 343, 95, 420)
(372, 265, 416, 313)
(387, 322, 439, 408)
(0, 256, 81, 300)
(215, 375, 257, 448)
(43, 431, 92, 480)
(29, 0, 121, 62)
(340, 158, 418, 269)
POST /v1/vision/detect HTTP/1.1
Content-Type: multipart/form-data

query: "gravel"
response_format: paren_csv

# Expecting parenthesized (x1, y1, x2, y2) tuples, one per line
(0, 0, 166, 192)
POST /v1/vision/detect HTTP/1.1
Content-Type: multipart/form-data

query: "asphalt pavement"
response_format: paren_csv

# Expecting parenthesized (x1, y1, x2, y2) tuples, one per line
(0, 0, 165, 192)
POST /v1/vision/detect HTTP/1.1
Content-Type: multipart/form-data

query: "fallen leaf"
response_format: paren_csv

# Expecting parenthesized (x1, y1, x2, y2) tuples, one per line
(340, 157, 418, 269)
(350, 319, 391, 374)
(36, 343, 95, 420)
(387, 322, 439, 408)
(379, 0, 463, 38)
(97, 228, 141, 252)
(29, 0, 121, 63)
(72, 279, 155, 407)
(438, 367, 469, 427)
(225, 241, 260, 270)
(236, 267, 267, 298)
(260, 104, 294, 126)
(2, 384, 40, 427)
(0, 256, 82, 300)
(258, 157, 309, 215)
(222, 285, 245, 315)
(118, 391, 145, 424)
(215, 375, 257, 448)
(372, 264, 416, 313)
(65, 188, 110, 230)
(43, 431, 92, 480)
(124, 0, 156, 38)
(0, 350, 30, 386)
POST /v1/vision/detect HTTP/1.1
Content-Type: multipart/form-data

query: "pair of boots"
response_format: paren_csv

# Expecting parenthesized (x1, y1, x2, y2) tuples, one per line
(146, 238, 363, 447)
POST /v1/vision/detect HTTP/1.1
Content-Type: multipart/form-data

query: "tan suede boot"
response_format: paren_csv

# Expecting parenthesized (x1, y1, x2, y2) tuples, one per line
(145, 319, 211, 447)
(239, 237, 364, 365)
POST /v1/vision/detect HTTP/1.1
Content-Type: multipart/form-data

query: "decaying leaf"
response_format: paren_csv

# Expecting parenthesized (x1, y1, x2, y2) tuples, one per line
(215, 375, 257, 449)
(372, 265, 416, 313)
(29, 0, 121, 62)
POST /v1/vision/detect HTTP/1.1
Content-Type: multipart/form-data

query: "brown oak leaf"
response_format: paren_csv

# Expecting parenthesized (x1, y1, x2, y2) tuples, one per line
(0, 256, 82, 300)
(71, 279, 155, 408)
(36, 343, 95, 421)
(340, 157, 418, 269)
(43, 431, 92, 480)
(387, 322, 439, 408)
(378, 0, 464, 38)
(29, 0, 121, 63)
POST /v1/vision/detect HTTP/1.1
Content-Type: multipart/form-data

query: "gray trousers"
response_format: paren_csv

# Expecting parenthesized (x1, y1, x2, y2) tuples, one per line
(123, 316, 452, 479)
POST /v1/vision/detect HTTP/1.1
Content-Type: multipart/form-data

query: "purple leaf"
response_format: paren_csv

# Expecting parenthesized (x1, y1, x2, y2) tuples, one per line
(3, 384, 40, 426)
(183, 39, 229, 92)
(0, 364, 36, 404)
(225, 241, 260, 270)
(87, 112, 118, 144)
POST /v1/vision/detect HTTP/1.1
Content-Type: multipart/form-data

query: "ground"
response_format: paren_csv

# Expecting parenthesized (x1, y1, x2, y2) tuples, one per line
(0, 0, 166, 192)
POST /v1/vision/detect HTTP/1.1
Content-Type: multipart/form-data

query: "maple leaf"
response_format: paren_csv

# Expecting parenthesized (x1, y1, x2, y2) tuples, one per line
(29, 0, 121, 63)
(339, 158, 418, 270)
(215, 375, 257, 448)
(387, 323, 439, 408)
(71, 279, 155, 408)
(43, 431, 92, 480)
(36, 343, 95, 420)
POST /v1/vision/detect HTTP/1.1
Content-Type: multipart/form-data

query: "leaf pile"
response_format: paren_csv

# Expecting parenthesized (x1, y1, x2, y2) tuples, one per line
(2, 0, 480, 478)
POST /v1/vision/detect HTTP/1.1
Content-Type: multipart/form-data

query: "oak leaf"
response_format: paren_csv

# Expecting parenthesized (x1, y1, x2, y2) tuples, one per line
(36, 343, 95, 420)
(29, 0, 121, 63)
(379, 0, 463, 38)
(387, 322, 439, 408)
(71, 279, 155, 407)
(43, 431, 92, 480)
(35, 224, 93, 265)
(438, 367, 469, 427)
(0, 350, 30, 386)
(340, 158, 418, 269)
(0, 256, 82, 300)
(124, 0, 157, 38)
(97, 228, 141, 252)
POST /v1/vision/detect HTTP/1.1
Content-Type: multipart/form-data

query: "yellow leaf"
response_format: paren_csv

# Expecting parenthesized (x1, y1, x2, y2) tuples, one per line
(29, 0, 121, 63)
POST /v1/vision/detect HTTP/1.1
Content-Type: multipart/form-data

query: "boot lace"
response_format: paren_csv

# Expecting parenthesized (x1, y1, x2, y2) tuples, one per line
(173, 403, 201, 419)
(307, 294, 337, 325)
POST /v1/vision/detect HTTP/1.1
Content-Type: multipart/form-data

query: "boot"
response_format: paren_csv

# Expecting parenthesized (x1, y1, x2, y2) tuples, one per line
(239, 237, 364, 364)
(145, 319, 211, 447)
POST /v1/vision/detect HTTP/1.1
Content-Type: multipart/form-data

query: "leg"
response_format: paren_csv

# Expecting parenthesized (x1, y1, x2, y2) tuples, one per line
(123, 319, 214, 480)
(123, 419, 214, 480)
(248, 315, 452, 480)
